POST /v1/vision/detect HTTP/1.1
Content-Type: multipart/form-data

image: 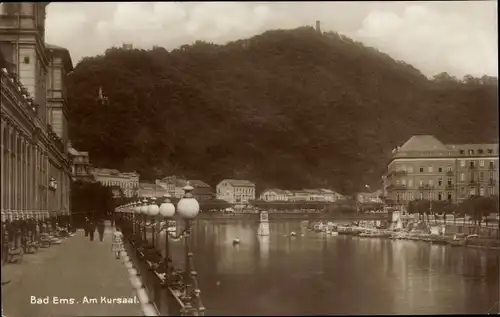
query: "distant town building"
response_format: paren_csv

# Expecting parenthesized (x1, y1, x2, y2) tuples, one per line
(318, 189, 344, 202)
(288, 190, 310, 202)
(138, 182, 167, 198)
(187, 180, 215, 201)
(303, 189, 325, 201)
(156, 176, 215, 200)
(385, 135, 499, 205)
(156, 176, 180, 197)
(122, 43, 133, 50)
(216, 179, 256, 204)
(357, 190, 383, 204)
(68, 146, 94, 182)
(260, 188, 343, 202)
(93, 168, 139, 198)
(260, 189, 289, 201)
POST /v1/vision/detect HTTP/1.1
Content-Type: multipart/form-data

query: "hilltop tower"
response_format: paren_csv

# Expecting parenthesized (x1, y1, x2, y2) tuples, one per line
(315, 20, 321, 33)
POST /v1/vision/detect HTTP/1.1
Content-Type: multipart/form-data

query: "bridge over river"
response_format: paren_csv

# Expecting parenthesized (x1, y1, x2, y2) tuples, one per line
(197, 212, 390, 222)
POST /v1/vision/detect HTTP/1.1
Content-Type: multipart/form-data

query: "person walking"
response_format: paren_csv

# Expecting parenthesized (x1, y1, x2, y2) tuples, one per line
(88, 220, 96, 242)
(111, 227, 124, 259)
(84, 217, 90, 237)
(97, 219, 106, 242)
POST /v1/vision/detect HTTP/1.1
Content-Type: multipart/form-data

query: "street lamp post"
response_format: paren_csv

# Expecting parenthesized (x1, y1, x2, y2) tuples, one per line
(147, 197, 160, 247)
(176, 184, 201, 311)
(116, 183, 205, 315)
(159, 193, 175, 268)
(140, 199, 148, 243)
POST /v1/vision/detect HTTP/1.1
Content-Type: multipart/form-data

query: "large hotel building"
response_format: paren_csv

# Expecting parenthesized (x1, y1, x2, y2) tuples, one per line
(1, 3, 73, 220)
(384, 135, 499, 205)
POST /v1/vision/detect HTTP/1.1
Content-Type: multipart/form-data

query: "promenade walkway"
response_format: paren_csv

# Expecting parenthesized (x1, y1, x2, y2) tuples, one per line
(1, 226, 143, 317)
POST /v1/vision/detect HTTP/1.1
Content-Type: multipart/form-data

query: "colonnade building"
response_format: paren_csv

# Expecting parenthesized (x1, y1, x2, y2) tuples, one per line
(93, 168, 139, 198)
(1, 3, 73, 220)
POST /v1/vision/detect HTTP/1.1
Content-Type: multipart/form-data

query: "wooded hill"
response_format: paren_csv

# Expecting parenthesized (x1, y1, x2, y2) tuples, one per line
(66, 26, 498, 194)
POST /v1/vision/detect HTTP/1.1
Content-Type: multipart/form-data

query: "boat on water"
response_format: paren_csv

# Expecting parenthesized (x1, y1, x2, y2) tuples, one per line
(449, 233, 479, 247)
(313, 222, 326, 232)
(390, 232, 410, 240)
(325, 222, 339, 236)
(312, 222, 339, 236)
(359, 231, 390, 238)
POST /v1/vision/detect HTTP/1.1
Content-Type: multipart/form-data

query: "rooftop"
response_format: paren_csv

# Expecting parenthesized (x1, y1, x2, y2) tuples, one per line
(220, 179, 255, 187)
(398, 135, 448, 152)
(188, 180, 211, 188)
(263, 188, 287, 195)
(393, 135, 499, 159)
(138, 183, 165, 191)
(68, 147, 89, 157)
(303, 189, 322, 194)
(319, 188, 334, 194)
(45, 43, 73, 72)
(94, 168, 120, 175)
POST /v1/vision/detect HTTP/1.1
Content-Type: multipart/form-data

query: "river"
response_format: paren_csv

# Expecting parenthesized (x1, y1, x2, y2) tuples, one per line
(159, 220, 499, 315)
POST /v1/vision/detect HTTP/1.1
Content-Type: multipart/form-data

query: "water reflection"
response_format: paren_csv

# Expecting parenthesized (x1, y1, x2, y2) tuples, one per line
(258, 236, 270, 268)
(215, 223, 256, 275)
(160, 220, 499, 316)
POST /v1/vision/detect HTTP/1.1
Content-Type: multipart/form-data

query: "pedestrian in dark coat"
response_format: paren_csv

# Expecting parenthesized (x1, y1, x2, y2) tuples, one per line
(88, 220, 96, 241)
(97, 219, 106, 242)
(84, 217, 90, 237)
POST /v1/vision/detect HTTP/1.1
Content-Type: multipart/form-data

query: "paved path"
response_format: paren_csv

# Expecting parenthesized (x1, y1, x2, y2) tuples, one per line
(1, 227, 143, 317)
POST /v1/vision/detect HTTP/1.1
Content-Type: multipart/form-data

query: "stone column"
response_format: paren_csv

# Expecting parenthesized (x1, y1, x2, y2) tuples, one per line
(6, 127, 11, 212)
(29, 144, 33, 213)
(13, 131, 18, 215)
(1, 120, 4, 212)
(33, 144, 36, 213)
(45, 153, 48, 214)
(21, 139, 25, 213)
(35, 147, 38, 213)
(25, 142, 29, 213)
(28, 144, 31, 213)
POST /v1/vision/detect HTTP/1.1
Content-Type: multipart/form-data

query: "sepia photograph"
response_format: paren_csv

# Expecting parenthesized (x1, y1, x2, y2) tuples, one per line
(0, 1, 499, 316)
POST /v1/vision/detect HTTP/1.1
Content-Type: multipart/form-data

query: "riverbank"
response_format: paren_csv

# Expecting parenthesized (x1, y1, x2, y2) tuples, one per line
(197, 212, 389, 221)
(338, 229, 500, 250)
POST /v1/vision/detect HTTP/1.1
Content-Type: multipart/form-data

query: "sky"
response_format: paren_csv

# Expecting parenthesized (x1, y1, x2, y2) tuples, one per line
(45, 1, 498, 78)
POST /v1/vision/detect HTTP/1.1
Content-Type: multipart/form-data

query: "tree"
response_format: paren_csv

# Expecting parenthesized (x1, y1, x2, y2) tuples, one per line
(432, 72, 458, 83)
(71, 181, 114, 224)
(457, 196, 498, 227)
(462, 74, 481, 85)
(199, 199, 231, 211)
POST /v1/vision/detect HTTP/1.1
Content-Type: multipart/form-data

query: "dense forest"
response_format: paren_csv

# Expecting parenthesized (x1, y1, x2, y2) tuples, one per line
(66, 27, 498, 195)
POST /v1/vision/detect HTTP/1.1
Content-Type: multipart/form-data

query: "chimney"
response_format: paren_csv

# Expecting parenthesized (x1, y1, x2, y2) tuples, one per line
(315, 20, 321, 33)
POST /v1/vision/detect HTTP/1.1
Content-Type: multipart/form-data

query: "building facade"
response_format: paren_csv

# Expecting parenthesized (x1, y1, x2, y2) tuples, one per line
(357, 189, 383, 204)
(93, 168, 139, 198)
(137, 183, 168, 198)
(1, 3, 73, 220)
(216, 179, 256, 204)
(187, 180, 214, 201)
(156, 175, 183, 197)
(260, 189, 289, 201)
(68, 146, 94, 182)
(260, 188, 341, 202)
(385, 135, 499, 205)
